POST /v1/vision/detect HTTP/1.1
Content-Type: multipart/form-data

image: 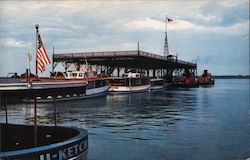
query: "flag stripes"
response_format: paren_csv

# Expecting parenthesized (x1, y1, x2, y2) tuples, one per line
(37, 33, 50, 73)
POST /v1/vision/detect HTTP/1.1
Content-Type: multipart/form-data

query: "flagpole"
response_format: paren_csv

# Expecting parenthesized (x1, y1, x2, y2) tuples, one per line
(165, 15, 168, 34)
(35, 24, 39, 77)
(52, 46, 54, 74)
(28, 53, 31, 80)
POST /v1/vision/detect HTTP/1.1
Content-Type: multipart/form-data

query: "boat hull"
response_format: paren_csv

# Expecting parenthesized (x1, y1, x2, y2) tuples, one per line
(150, 78, 164, 90)
(23, 85, 110, 103)
(0, 123, 88, 160)
(149, 85, 164, 90)
(109, 84, 151, 93)
(164, 82, 199, 88)
(86, 85, 109, 96)
(0, 80, 87, 104)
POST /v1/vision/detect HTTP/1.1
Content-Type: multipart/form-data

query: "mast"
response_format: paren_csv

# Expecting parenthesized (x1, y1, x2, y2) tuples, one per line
(137, 41, 140, 54)
(35, 24, 39, 77)
(164, 16, 169, 56)
(52, 46, 54, 73)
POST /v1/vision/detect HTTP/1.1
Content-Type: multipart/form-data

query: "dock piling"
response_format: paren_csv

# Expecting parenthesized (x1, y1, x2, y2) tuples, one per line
(4, 99, 8, 124)
(53, 96, 57, 126)
(34, 97, 37, 147)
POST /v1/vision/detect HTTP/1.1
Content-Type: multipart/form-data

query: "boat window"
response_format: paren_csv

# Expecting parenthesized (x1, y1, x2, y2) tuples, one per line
(85, 73, 88, 78)
(72, 73, 77, 77)
(125, 79, 130, 86)
(102, 80, 107, 86)
(95, 80, 102, 87)
(87, 81, 95, 89)
(110, 79, 125, 86)
(79, 73, 83, 78)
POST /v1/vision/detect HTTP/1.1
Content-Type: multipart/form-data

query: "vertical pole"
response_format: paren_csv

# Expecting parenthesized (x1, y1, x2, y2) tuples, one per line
(52, 46, 54, 74)
(117, 67, 120, 77)
(138, 41, 140, 54)
(35, 24, 39, 77)
(4, 99, 8, 124)
(34, 97, 37, 147)
(165, 16, 168, 34)
(28, 53, 31, 80)
(53, 96, 57, 126)
(129, 78, 131, 90)
(26, 69, 29, 82)
(195, 59, 198, 76)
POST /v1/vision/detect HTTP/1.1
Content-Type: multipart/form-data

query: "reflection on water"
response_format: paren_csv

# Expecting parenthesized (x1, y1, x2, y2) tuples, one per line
(0, 79, 249, 160)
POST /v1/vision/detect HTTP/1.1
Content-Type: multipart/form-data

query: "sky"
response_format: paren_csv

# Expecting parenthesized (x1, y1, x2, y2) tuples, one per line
(0, 0, 249, 76)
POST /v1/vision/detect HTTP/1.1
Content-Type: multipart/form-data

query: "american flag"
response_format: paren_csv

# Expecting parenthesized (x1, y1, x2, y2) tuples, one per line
(37, 33, 50, 73)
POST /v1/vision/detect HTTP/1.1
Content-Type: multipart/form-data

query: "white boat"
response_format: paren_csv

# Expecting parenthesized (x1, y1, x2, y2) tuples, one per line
(64, 70, 109, 98)
(108, 72, 151, 93)
(23, 70, 109, 103)
(150, 78, 164, 90)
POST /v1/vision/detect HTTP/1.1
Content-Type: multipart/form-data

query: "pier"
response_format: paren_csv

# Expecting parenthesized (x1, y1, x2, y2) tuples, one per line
(53, 50, 197, 78)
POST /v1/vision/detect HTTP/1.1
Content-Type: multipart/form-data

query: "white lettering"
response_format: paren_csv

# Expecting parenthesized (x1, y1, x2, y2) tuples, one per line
(67, 146, 74, 157)
(79, 141, 85, 152)
(52, 154, 57, 158)
(40, 140, 87, 160)
(73, 144, 79, 155)
(46, 153, 51, 160)
(59, 148, 67, 160)
(40, 154, 44, 160)
(84, 140, 88, 149)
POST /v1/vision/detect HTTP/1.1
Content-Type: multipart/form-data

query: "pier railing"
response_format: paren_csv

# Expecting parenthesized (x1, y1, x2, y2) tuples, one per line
(53, 50, 197, 68)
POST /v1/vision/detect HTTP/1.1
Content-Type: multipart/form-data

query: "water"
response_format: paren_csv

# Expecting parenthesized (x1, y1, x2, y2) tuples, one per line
(1, 79, 250, 160)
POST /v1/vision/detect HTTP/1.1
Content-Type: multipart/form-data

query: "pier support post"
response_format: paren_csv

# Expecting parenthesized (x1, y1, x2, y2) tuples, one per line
(117, 67, 120, 77)
(166, 69, 174, 83)
(4, 99, 8, 124)
(34, 97, 37, 147)
(53, 96, 57, 126)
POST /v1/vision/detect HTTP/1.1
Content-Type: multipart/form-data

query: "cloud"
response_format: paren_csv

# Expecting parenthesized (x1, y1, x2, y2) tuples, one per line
(199, 0, 249, 26)
(0, 38, 32, 48)
(113, 17, 248, 36)
(0, 1, 249, 76)
(114, 17, 164, 31)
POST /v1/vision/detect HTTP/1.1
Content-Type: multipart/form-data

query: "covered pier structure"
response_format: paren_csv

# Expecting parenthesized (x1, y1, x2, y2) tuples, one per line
(52, 50, 197, 79)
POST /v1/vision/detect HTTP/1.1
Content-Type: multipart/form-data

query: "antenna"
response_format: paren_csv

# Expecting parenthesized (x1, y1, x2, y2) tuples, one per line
(163, 16, 169, 56)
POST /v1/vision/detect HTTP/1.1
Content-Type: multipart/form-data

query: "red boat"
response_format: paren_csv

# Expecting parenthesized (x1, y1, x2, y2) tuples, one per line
(199, 70, 215, 85)
(164, 69, 199, 88)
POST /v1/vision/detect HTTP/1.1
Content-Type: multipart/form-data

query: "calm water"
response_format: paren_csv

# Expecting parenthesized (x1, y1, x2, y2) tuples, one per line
(1, 79, 250, 160)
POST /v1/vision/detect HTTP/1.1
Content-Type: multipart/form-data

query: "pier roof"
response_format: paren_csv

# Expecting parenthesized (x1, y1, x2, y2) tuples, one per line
(53, 50, 196, 70)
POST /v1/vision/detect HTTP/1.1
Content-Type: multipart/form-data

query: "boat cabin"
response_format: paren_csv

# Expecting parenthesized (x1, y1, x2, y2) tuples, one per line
(123, 72, 141, 78)
(109, 72, 150, 87)
(65, 70, 97, 79)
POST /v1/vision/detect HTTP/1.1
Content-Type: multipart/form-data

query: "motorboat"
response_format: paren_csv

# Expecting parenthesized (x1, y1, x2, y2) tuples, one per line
(108, 72, 151, 93)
